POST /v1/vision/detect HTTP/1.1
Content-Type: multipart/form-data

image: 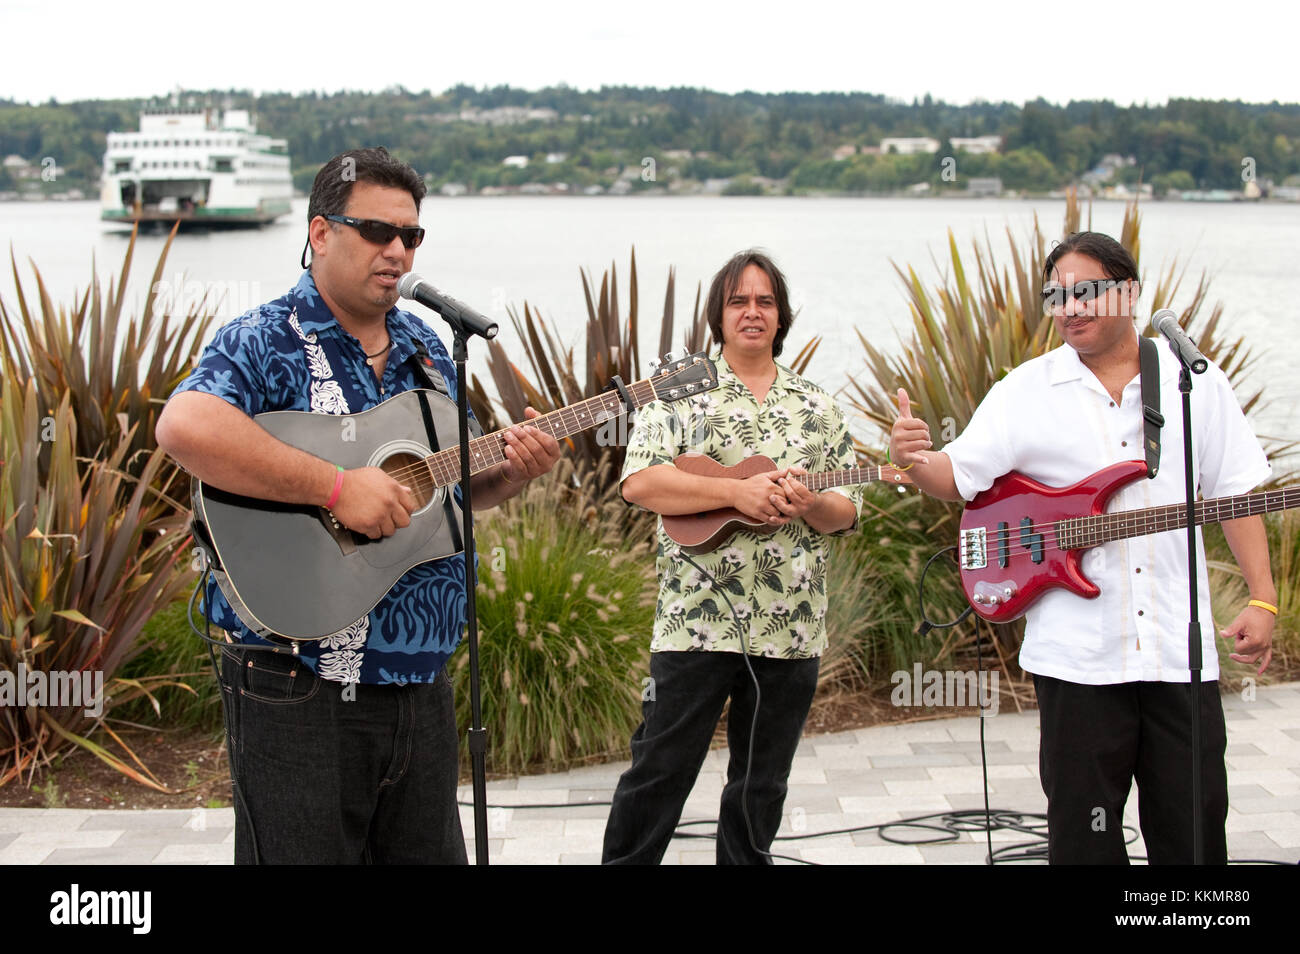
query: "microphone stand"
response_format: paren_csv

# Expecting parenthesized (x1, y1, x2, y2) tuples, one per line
(1173, 349, 1207, 865)
(449, 319, 490, 866)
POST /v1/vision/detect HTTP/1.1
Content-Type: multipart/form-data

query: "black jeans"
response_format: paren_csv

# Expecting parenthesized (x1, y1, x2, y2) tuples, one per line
(219, 646, 467, 864)
(1033, 674, 1228, 865)
(602, 651, 820, 865)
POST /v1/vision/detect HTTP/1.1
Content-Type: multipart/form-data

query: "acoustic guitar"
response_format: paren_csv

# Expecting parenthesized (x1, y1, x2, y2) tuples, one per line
(192, 352, 718, 639)
(661, 452, 913, 553)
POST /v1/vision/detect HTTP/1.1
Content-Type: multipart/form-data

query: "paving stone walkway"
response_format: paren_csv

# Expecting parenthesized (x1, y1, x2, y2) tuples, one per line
(2, 682, 1297, 865)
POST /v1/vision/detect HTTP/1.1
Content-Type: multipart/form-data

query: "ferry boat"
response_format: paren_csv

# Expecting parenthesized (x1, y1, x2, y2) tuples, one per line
(101, 107, 293, 227)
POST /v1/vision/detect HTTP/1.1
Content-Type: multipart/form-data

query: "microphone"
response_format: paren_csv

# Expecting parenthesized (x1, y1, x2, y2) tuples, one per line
(1150, 309, 1208, 374)
(397, 273, 499, 340)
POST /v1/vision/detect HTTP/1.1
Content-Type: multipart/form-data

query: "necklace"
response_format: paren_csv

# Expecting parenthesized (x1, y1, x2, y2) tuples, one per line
(365, 337, 392, 365)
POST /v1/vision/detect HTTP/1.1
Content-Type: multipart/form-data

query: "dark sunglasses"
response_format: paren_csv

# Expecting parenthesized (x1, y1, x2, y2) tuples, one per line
(324, 214, 425, 249)
(1041, 279, 1126, 309)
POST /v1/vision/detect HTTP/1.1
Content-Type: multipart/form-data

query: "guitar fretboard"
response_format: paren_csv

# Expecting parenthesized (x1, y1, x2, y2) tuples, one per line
(422, 379, 661, 488)
(802, 466, 896, 491)
(1057, 486, 1300, 549)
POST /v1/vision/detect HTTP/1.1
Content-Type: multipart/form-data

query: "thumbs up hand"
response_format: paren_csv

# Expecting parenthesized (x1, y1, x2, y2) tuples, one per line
(890, 388, 932, 468)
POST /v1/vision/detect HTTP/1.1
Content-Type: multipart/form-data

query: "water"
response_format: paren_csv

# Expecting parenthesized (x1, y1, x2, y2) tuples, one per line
(1, 196, 1296, 445)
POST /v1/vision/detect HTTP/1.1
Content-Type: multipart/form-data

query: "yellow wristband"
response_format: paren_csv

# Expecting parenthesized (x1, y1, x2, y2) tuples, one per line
(1248, 599, 1278, 616)
(886, 447, 915, 473)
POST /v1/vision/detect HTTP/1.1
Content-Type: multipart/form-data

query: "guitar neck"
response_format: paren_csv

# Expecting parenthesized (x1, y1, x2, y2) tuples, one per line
(802, 465, 894, 491)
(422, 379, 660, 488)
(1060, 486, 1300, 549)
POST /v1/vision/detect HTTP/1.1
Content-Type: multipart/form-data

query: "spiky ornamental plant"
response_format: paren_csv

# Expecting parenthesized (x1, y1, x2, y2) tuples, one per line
(456, 458, 657, 775)
(0, 223, 217, 500)
(0, 379, 192, 788)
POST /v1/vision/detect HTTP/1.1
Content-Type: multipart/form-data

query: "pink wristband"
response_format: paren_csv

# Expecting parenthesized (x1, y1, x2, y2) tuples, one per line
(325, 466, 345, 509)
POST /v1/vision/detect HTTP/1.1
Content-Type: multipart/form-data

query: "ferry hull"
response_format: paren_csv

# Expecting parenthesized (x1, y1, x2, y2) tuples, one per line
(101, 201, 291, 228)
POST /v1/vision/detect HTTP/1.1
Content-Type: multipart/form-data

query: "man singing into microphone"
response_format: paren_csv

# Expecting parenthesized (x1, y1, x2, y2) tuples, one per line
(156, 147, 561, 864)
(890, 231, 1276, 864)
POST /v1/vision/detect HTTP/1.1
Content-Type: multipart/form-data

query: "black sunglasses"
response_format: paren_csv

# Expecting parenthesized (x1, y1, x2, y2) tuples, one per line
(324, 214, 425, 249)
(1041, 279, 1126, 309)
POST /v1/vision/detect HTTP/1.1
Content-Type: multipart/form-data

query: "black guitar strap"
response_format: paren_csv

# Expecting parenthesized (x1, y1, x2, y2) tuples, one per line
(406, 341, 465, 555)
(1138, 335, 1164, 478)
(406, 340, 483, 437)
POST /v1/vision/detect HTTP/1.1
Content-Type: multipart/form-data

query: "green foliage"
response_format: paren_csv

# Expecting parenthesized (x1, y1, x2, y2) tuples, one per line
(5, 89, 1297, 196)
(454, 463, 656, 775)
(0, 224, 216, 495)
(115, 600, 222, 734)
(0, 378, 192, 788)
(1206, 509, 1300, 685)
(0, 233, 215, 788)
(820, 485, 965, 691)
(722, 176, 764, 196)
(1152, 170, 1197, 194)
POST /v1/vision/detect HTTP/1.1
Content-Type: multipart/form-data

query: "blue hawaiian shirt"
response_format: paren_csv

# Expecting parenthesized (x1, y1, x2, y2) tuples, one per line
(174, 271, 472, 685)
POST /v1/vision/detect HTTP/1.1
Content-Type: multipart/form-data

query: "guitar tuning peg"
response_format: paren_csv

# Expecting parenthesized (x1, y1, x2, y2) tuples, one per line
(665, 349, 686, 363)
(648, 357, 662, 372)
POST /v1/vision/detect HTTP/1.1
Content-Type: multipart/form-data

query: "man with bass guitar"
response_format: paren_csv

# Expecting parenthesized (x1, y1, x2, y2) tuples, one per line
(156, 147, 562, 863)
(890, 231, 1276, 864)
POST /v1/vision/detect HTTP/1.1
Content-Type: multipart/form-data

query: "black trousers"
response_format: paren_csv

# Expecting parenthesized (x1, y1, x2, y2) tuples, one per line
(219, 646, 467, 865)
(602, 651, 820, 865)
(1033, 674, 1228, 865)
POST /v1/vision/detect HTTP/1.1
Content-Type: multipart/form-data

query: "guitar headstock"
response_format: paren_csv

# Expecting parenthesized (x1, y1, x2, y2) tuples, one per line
(646, 350, 718, 403)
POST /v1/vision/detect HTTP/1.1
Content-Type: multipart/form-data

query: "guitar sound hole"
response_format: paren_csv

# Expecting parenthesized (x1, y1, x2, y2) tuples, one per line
(381, 453, 435, 510)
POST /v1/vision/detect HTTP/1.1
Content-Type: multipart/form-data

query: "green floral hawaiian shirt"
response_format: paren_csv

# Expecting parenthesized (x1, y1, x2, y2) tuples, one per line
(621, 354, 863, 658)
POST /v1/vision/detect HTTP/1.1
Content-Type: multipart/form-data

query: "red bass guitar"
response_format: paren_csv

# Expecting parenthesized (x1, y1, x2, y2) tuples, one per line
(959, 459, 1299, 622)
(662, 452, 913, 554)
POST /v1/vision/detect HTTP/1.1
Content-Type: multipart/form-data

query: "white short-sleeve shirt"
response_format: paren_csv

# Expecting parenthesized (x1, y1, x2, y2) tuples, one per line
(943, 333, 1270, 685)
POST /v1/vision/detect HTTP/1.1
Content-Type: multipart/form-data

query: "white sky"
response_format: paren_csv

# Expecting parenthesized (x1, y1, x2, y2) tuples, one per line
(3, 0, 1298, 106)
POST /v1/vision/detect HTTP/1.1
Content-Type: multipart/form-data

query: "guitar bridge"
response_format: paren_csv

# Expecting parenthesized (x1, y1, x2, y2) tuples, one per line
(960, 527, 987, 570)
(319, 508, 358, 556)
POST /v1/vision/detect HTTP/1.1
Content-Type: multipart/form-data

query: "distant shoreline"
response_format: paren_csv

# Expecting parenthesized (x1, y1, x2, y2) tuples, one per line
(7, 192, 1295, 205)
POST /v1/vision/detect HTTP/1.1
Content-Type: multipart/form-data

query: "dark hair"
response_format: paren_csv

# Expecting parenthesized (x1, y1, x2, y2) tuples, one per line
(307, 147, 426, 222)
(704, 250, 795, 358)
(1043, 231, 1140, 284)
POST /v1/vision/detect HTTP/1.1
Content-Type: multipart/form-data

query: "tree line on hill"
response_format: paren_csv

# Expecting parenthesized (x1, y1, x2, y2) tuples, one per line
(1, 85, 1297, 196)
